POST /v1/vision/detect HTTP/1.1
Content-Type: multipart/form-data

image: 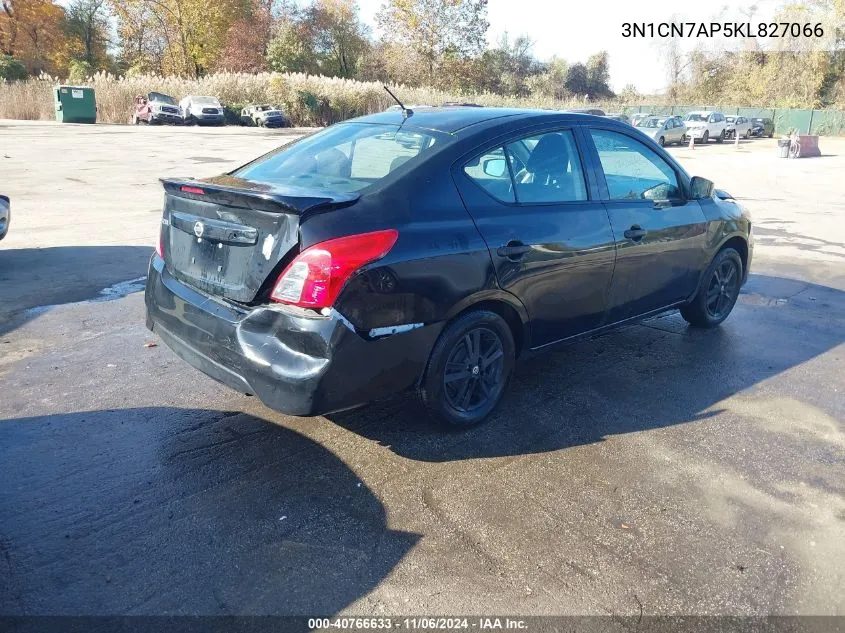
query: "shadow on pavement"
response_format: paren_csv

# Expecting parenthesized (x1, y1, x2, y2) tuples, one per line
(330, 274, 845, 462)
(0, 246, 153, 336)
(0, 407, 418, 616)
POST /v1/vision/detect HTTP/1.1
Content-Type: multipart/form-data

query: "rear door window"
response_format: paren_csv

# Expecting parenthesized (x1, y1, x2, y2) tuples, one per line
(505, 131, 587, 203)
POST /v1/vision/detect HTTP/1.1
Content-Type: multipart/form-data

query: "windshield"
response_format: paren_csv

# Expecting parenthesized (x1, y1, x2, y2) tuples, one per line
(637, 117, 665, 128)
(234, 123, 447, 194)
(149, 92, 177, 105)
(685, 113, 708, 122)
(192, 96, 220, 105)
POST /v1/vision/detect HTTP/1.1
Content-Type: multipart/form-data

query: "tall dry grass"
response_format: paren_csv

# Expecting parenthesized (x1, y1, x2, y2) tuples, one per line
(0, 71, 613, 126)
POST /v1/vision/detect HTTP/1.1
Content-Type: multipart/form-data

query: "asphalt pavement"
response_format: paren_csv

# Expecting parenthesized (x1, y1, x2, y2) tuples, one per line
(0, 122, 843, 618)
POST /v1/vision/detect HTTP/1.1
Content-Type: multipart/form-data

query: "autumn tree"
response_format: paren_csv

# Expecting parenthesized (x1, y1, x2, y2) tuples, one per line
(111, 0, 252, 76)
(219, 0, 273, 72)
(585, 51, 613, 98)
(376, 0, 488, 83)
(0, 0, 69, 75)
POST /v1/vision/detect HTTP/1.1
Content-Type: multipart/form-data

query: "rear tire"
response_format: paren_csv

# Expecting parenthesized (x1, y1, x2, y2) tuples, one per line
(418, 310, 515, 428)
(702, 130, 709, 144)
(716, 130, 725, 143)
(680, 248, 743, 328)
(658, 136, 665, 147)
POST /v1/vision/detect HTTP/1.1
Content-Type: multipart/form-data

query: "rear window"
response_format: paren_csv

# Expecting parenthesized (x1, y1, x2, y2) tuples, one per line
(234, 123, 447, 193)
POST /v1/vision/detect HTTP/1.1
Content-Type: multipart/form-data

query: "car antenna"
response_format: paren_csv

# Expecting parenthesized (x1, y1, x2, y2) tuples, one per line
(384, 85, 413, 119)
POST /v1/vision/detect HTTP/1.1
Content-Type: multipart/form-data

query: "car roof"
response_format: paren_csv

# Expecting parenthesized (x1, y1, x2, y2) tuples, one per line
(349, 107, 616, 134)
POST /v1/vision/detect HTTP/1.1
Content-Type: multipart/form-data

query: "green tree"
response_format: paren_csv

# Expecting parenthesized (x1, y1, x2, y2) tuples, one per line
(564, 62, 589, 95)
(0, 53, 27, 79)
(63, 0, 110, 69)
(305, 0, 370, 78)
(586, 51, 613, 98)
(266, 19, 317, 73)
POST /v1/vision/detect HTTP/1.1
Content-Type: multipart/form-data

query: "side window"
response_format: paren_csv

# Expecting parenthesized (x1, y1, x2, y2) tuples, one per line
(504, 131, 587, 203)
(463, 147, 515, 203)
(590, 129, 681, 201)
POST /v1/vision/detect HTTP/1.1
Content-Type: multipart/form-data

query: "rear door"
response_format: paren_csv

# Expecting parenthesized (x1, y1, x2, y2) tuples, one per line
(454, 126, 616, 348)
(584, 127, 708, 323)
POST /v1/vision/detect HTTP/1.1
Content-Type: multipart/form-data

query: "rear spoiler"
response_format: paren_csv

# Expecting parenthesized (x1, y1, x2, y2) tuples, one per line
(161, 178, 360, 215)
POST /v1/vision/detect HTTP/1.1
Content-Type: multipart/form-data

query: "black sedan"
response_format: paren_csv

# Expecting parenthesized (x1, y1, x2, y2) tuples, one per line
(145, 108, 753, 427)
(750, 117, 775, 138)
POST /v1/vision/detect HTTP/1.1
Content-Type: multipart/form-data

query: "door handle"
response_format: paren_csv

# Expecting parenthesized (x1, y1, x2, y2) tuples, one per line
(624, 226, 647, 241)
(497, 241, 531, 259)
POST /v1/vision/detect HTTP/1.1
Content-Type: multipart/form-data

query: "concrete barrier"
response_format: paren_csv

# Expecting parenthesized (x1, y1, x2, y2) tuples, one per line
(790, 135, 821, 158)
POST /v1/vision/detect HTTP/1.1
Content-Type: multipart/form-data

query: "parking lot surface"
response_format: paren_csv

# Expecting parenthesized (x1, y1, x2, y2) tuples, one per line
(1, 121, 843, 616)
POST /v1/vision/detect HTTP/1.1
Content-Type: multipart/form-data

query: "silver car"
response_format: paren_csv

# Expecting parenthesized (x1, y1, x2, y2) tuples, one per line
(635, 116, 687, 146)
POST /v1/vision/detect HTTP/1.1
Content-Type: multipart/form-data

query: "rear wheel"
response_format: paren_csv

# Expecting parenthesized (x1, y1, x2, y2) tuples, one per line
(418, 310, 515, 428)
(716, 130, 725, 143)
(658, 136, 665, 147)
(680, 248, 743, 328)
(702, 130, 709, 143)
(680, 134, 687, 145)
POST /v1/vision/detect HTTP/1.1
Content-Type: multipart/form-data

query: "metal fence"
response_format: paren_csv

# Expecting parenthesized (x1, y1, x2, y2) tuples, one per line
(621, 105, 845, 136)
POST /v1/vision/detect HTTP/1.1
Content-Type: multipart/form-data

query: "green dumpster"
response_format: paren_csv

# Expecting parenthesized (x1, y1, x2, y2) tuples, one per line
(54, 85, 96, 123)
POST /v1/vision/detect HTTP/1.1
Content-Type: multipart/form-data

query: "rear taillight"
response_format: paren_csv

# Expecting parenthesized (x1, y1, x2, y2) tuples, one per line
(180, 185, 205, 195)
(270, 230, 398, 308)
(156, 226, 164, 258)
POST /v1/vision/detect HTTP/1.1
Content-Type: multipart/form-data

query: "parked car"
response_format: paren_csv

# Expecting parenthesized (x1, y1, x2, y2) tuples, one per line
(180, 95, 225, 125)
(750, 117, 775, 138)
(569, 108, 606, 116)
(0, 195, 9, 241)
(725, 115, 753, 139)
(635, 115, 687, 146)
(145, 108, 752, 428)
(132, 92, 182, 125)
(630, 112, 654, 127)
(605, 113, 631, 124)
(240, 104, 290, 128)
(684, 111, 727, 143)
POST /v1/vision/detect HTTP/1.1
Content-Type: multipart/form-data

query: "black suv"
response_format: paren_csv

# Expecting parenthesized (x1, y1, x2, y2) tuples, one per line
(145, 108, 753, 427)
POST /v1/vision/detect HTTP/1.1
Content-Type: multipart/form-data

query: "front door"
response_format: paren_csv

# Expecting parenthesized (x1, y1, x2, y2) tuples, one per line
(455, 127, 616, 348)
(586, 127, 708, 323)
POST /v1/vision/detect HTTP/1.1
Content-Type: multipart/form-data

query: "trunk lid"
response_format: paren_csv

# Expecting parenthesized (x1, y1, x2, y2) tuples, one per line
(160, 176, 358, 303)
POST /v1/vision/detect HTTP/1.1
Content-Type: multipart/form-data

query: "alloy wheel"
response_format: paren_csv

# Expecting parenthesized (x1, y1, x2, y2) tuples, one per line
(443, 327, 504, 413)
(705, 259, 740, 320)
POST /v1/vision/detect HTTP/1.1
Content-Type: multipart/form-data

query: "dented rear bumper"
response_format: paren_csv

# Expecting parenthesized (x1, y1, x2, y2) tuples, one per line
(145, 255, 441, 416)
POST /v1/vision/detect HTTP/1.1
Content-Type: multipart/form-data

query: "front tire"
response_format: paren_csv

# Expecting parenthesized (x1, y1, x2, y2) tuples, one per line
(702, 130, 709, 144)
(680, 248, 743, 328)
(716, 130, 725, 143)
(658, 136, 665, 147)
(418, 310, 515, 428)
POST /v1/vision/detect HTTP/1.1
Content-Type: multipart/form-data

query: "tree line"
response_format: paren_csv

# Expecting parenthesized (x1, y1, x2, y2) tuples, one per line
(0, 0, 615, 101)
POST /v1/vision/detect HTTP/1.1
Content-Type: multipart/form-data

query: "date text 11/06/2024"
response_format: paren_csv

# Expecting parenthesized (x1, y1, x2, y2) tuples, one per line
(308, 618, 528, 630)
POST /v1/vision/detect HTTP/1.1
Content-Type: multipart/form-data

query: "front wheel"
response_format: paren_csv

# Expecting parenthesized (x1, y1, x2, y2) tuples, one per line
(418, 310, 515, 428)
(702, 130, 709, 143)
(680, 248, 743, 328)
(680, 134, 687, 145)
(658, 136, 665, 147)
(716, 130, 725, 143)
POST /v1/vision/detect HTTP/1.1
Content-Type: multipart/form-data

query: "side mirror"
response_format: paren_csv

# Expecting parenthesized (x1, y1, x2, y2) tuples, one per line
(483, 158, 507, 178)
(690, 176, 714, 199)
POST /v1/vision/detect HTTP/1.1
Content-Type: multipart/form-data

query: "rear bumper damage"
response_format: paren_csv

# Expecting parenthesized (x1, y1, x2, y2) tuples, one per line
(145, 255, 442, 416)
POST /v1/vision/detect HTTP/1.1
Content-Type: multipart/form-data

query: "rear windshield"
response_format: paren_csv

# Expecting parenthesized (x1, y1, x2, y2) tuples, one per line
(234, 123, 447, 193)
